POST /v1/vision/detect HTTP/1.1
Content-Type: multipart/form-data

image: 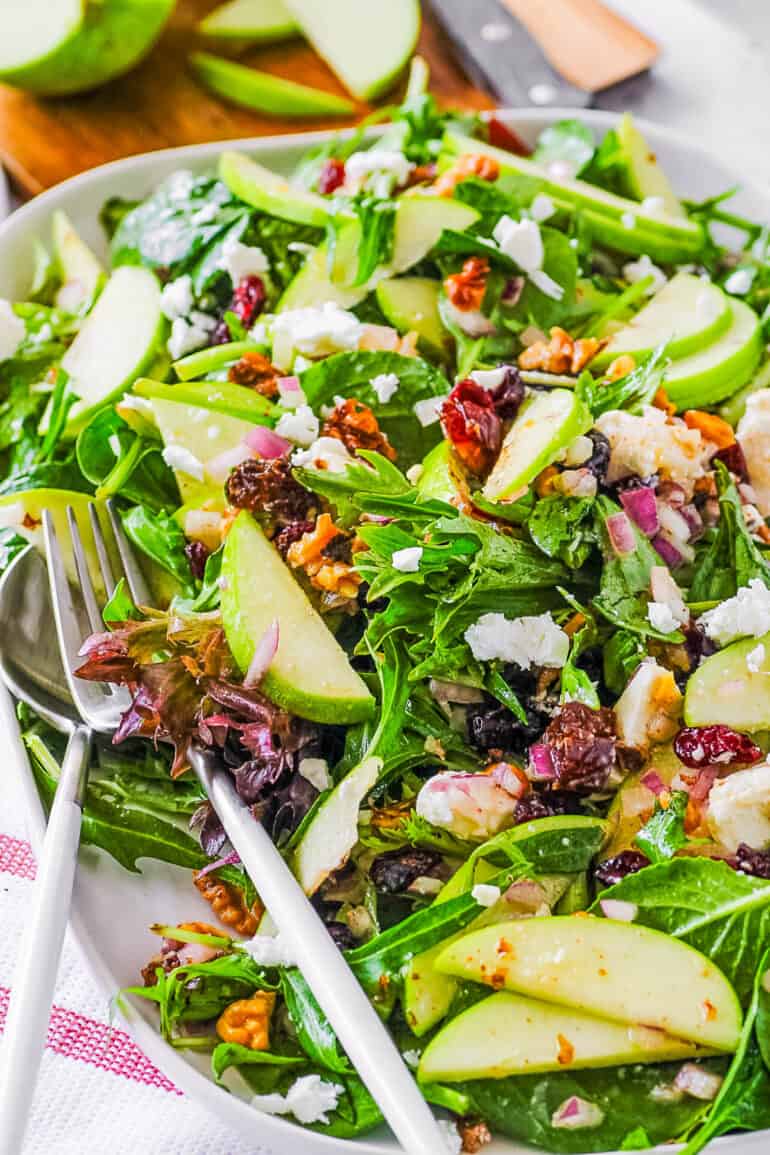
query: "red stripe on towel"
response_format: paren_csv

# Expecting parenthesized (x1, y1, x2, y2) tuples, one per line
(0, 833, 36, 880)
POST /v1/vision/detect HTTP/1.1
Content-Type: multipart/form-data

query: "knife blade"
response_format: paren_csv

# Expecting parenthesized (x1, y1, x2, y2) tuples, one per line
(428, 0, 654, 110)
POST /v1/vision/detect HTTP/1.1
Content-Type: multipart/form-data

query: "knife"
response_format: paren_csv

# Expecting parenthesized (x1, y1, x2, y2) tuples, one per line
(428, 0, 658, 109)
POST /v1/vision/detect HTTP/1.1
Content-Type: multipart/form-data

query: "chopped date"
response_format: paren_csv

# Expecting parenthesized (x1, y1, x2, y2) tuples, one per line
(321, 533, 354, 564)
(541, 702, 617, 793)
(595, 849, 650, 887)
(584, 430, 611, 481)
(184, 540, 210, 581)
(673, 725, 762, 768)
(225, 457, 316, 524)
(713, 440, 749, 481)
(441, 379, 502, 475)
(370, 847, 442, 894)
(467, 699, 550, 761)
(326, 922, 357, 950)
(734, 842, 770, 879)
(274, 520, 315, 558)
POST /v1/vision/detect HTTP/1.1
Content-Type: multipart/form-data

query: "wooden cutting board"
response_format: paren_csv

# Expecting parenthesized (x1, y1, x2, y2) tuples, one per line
(0, 0, 492, 198)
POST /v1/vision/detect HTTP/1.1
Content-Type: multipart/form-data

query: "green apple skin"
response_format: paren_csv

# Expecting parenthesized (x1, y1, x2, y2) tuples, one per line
(0, 0, 175, 96)
(150, 397, 259, 507)
(376, 276, 449, 360)
(418, 990, 709, 1082)
(435, 916, 742, 1052)
(219, 151, 333, 229)
(221, 512, 375, 724)
(283, 0, 420, 100)
(173, 338, 267, 382)
(134, 377, 278, 424)
(684, 630, 770, 731)
(664, 299, 762, 410)
(198, 0, 299, 43)
(190, 52, 355, 118)
(580, 208, 704, 265)
(616, 112, 686, 218)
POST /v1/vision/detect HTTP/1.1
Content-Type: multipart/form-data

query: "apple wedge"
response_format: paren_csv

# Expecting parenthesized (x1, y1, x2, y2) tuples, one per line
(198, 0, 299, 43)
(663, 298, 762, 410)
(190, 52, 355, 118)
(418, 991, 709, 1082)
(219, 151, 333, 228)
(684, 630, 770, 731)
(435, 916, 742, 1051)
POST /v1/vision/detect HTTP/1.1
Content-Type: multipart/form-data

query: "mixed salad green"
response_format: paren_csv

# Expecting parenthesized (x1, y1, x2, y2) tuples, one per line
(6, 65, 770, 1153)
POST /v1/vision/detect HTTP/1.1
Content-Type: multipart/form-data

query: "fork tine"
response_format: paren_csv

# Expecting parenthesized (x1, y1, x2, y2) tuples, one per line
(66, 506, 103, 635)
(43, 511, 93, 681)
(88, 504, 117, 599)
(106, 499, 151, 606)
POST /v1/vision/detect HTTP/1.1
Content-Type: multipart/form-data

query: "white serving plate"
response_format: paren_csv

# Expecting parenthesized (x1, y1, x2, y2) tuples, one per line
(1, 110, 768, 1155)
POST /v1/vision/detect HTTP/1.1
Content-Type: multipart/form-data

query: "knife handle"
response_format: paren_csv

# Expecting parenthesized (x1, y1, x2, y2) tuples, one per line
(499, 0, 658, 93)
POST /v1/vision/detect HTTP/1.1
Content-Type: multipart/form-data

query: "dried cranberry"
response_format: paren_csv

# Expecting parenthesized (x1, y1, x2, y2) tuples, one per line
(673, 725, 762, 768)
(487, 116, 531, 156)
(327, 922, 357, 950)
(370, 847, 442, 893)
(490, 367, 525, 420)
(541, 702, 617, 793)
(441, 380, 502, 475)
(713, 440, 749, 482)
(584, 430, 611, 481)
(318, 158, 346, 195)
(735, 843, 770, 879)
(274, 520, 315, 558)
(184, 540, 210, 581)
(595, 850, 650, 887)
(225, 458, 316, 525)
(232, 275, 266, 328)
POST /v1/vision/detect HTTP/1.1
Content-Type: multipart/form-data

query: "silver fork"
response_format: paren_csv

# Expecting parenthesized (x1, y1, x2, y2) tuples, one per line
(46, 500, 446, 1155)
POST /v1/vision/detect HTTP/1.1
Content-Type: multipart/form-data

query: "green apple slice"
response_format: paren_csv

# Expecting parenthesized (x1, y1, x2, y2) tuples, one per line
(482, 388, 592, 502)
(283, 0, 420, 100)
(616, 112, 686, 218)
(134, 377, 277, 424)
(221, 512, 375, 723)
(435, 916, 742, 1052)
(418, 991, 708, 1082)
(52, 210, 105, 312)
(0, 489, 114, 592)
(592, 274, 731, 370)
(415, 441, 458, 504)
(292, 754, 381, 894)
(150, 397, 259, 506)
(602, 743, 681, 860)
(684, 630, 770, 731)
(190, 52, 355, 118)
(57, 266, 166, 437)
(663, 298, 762, 410)
(0, 0, 174, 96)
(198, 0, 298, 42)
(278, 196, 479, 311)
(172, 338, 266, 382)
(375, 276, 449, 359)
(219, 151, 333, 228)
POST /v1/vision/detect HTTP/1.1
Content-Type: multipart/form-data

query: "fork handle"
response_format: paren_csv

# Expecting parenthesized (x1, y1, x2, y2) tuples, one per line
(0, 725, 91, 1155)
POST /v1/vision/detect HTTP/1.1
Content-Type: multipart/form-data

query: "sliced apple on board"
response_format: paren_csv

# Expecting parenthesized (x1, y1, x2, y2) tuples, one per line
(435, 916, 742, 1052)
(220, 512, 375, 724)
(0, 0, 175, 96)
(190, 52, 355, 118)
(198, 0, 299, 44)
(418, 991, 709, 1082)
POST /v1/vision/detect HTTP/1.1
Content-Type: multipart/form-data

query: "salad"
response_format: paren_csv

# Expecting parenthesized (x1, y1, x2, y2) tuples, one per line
(5, 64, 770, 1154)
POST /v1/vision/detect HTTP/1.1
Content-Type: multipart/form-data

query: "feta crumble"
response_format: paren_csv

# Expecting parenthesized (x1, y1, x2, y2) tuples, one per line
(272, 302, 363, 360)
(108, 434, 122, 458)
(292, 436, 353, 472)
(0, 300, 25, 362)
(392, 546, 423, 572)
(251, 1074, 343, 1125)
(747, 643, 766, 673)
(529, 193, 556, 222)
(437, 1118, 462, 1155)
(219, 235, 269, 282)
(622, 254, 667, 295)
(465, 611, 569, 669)
(647, 601, 681, 634)
(370, 372, 400, 404)
(167, 314, 214, 361)
(562, 434, 593, 467)
(724, 267, 755, 297)
(641, 195, 666, 216)
(700, 578, 770, 646)
(159, 275, 194, 321)
(298, 757, 331, 792)
(401, 1049, 420, 1069)
(707, 763, 770, 851)
(345, 149, 413, 197)
(275, 404, 320, 447)
(243, 932, 297, 968)
(493, 215, 543, 273)
(595, 405, 708, 494)
(471, 883, 502, 907)
(414, 395, 447, 426)
(161, 445, 205, 481)
(470, 367, 507, 390)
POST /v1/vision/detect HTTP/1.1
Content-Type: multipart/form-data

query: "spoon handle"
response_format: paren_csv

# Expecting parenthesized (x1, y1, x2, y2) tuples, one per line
(0, 725, 91, 1155)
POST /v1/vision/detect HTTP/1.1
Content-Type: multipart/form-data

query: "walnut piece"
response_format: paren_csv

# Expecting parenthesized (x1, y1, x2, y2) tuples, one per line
(434, 153, 501, 196)
(322, 397, 397, 460)
(444, 256, 491, 313)
(194, 871, 264, 937)
(518, 327, 605, 375)
(216, 992, 276, 1050)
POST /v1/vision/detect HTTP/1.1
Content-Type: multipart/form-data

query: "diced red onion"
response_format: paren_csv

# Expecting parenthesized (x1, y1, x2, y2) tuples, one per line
(277, 375, 301, 393)
(619, 487, 659, 537)
(651, 534, 683, 568)
(674, 1063, 723, 1101)
(679, 503, 704, 541)
(657, 504, 692, 546)
(502, 276, 525, 306)
(656, 480, 687, 508)
(599, 898, 638, 922)
(528, 743, 556, 780)
(640, 770, 667, 796)
(687, 765, 720, 802)
(196, 850, 241, 878)
(243, 425, 292, 459)
(244, 619, 279, 687)
(489, 763, 528, 798)
(605, 511, 637, 556)
(551, 1096, 605, 1130)
(206, 444, 251, 484)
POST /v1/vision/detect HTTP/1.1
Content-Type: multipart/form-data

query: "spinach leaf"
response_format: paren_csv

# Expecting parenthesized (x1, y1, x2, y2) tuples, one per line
(603, 629, 645, 695)
(534, 119, 596, 175)
(103, 578, 141, 624)
(453, 177, 524, 234)
(690, 460, 770, 602)
(581, 128, 628, 197)
(0, 455, 91, 498)
(499, 226, 578, 332)
(76, 408, 178, 511)
(121, 505, 194, 592)
(561, 619, 601, 709)
(432, 228, 520, 272)
(577, 346, 668, 417)
(280, 969, 350, 1074)
(634, 791, 690, 863)
(527, 494, 598, 569)
(211, 1044, 304, 1084)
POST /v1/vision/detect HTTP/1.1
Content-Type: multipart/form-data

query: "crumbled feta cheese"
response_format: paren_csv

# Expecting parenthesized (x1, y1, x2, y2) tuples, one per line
(622, 254, 667, 294)
(392, 546, 423, 573)
(414, 395, 447, 426)
(406, 463, 423, 484)
(108, 434, 122, 458)
(647, 601, 681, 634)
(555, 468, 597, 498)
(529, 268, 565, 300)
(641, 195, 666, 216)
(563, 434, 593, 467)
(219, 235, 269, 282)
(249, 321, 268, 345)
(292, 436, 353, 472)
(493, 216, 543, 273)
(159, 275, 194, 321)
(272, 302, 363, 359)
(747, 643, 766, 673)
(167, 315, 211, 360)
(0, 300, 25, 362)
(298, 757, 331, 792)
(161, 445, 205, 481)
(595, 405, 708, 494)
(614, 658, 682, 750)
(437, 1118, 462, 1155)
(707, 763, 770, 851)
(465, 611, 569, 669)
(251, 1074, 343, 1125)
(621, 211, 637, 230)
(275, 404, 320, 447)
(370, 372, 400, 404)
(737, 389, 770, 515)
(243, 932, 297, 968)
(191, 202, 219, 225)
(724, 267, 755, 297)
(470, 367, 507, 390)
(345, 149, 413, 197)
(529, 193, 556, 222)
(700, 578, 770, 646)
(165, 169, 196, 200)
(401, 1049, 421, 1069)
(471, 883, 502, 907)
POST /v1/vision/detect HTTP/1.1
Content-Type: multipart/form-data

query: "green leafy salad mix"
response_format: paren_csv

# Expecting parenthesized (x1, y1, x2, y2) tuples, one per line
(6, 62, 770, 1153)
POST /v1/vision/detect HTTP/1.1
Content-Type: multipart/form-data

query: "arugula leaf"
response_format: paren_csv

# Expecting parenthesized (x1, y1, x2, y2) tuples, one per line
(294, 449, 413, 526)
(690, 460, 770, 602)
(577, 346, 668, 417)
(527, 494, 598, 569)
(533, 119, 596, 176)
(634, 791, 690, 863)
(121, 505, 194, 592)
(348, 196, 396, 286)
